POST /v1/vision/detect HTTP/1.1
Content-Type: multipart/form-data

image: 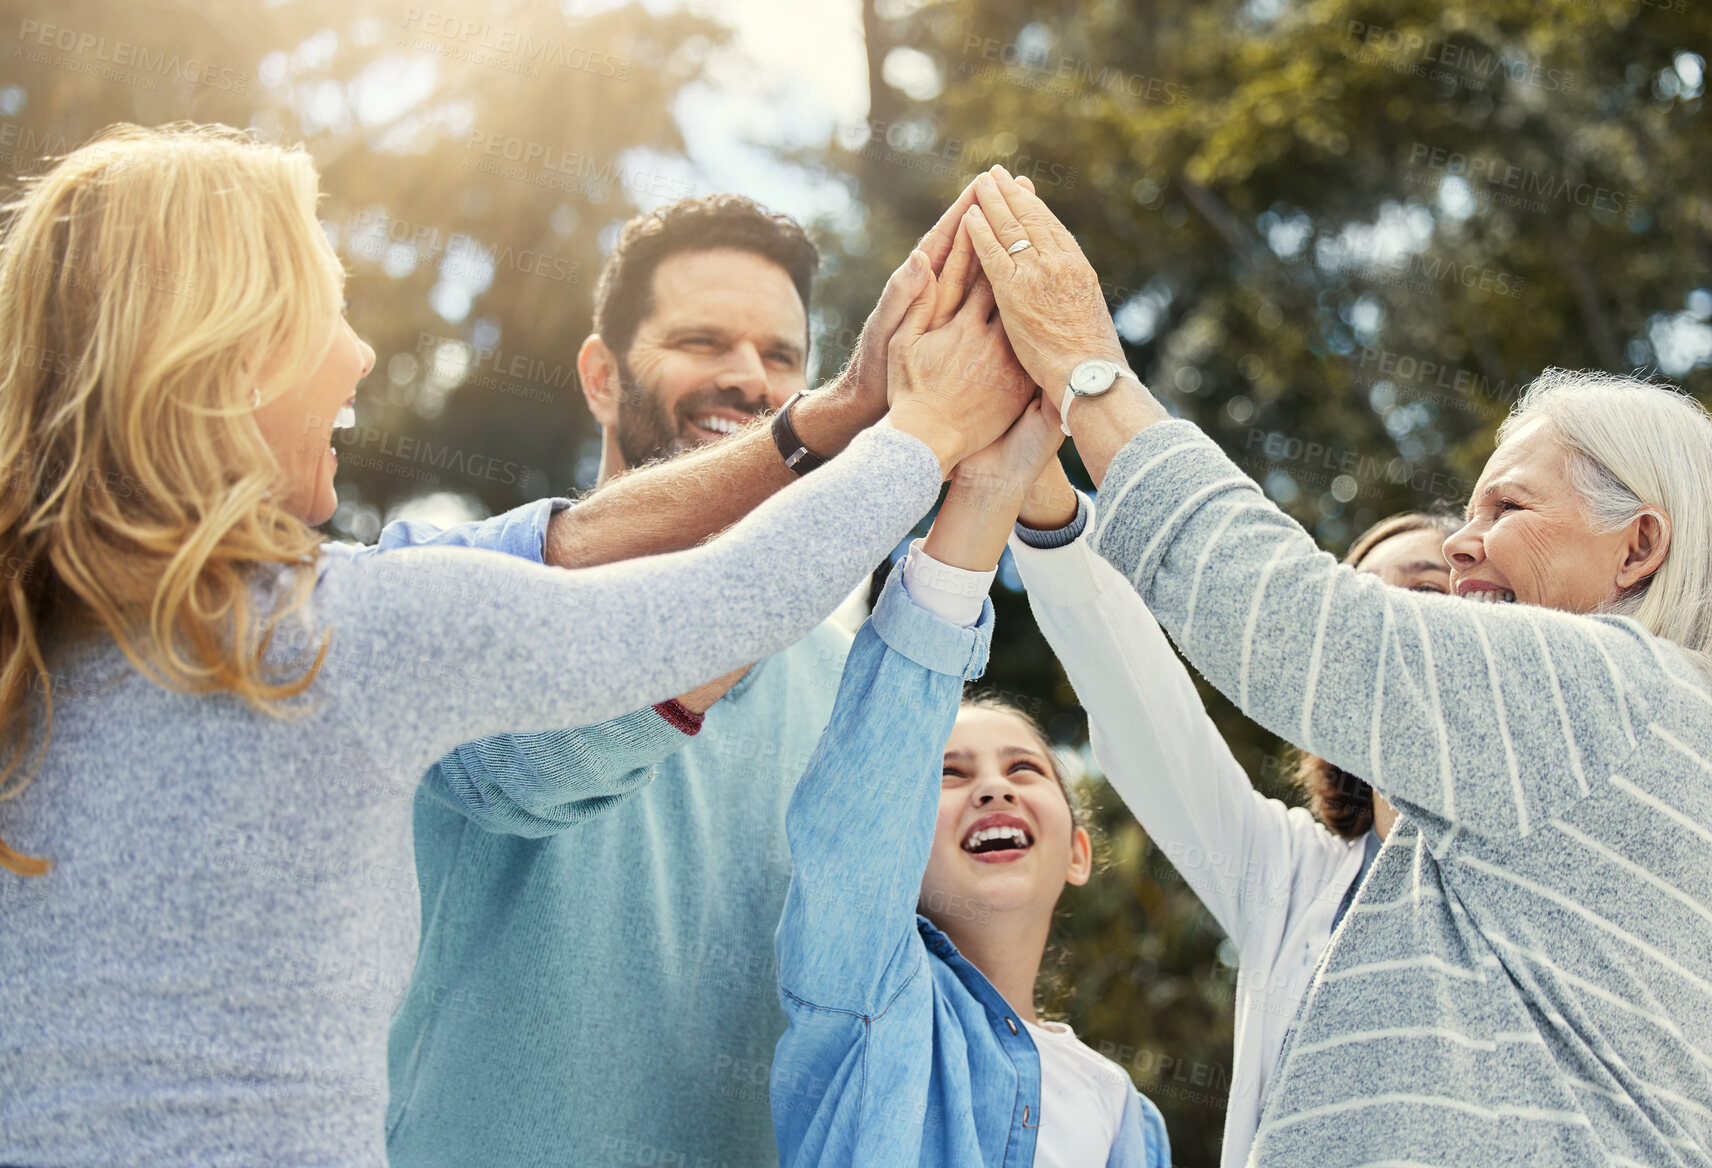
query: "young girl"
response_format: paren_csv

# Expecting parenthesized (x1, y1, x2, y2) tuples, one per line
(770, 394, 1170, 1167)
(0, 125, 1013, 1164)
(1006, 453, 1458, 1168)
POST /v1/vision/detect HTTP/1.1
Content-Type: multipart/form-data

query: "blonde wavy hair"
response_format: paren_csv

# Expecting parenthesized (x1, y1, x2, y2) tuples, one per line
(0, 123, 342, 875)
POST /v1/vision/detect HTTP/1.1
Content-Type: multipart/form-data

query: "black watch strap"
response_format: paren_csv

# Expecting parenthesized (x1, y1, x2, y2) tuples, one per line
(771, 391, 828, 475)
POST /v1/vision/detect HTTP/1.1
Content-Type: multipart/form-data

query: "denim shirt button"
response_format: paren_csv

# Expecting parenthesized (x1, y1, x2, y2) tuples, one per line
(1004, 1017, 1018, 1035)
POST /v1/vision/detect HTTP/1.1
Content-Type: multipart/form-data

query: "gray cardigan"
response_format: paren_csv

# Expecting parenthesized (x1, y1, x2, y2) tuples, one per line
(1095, 420, 1712, 1167)
(0, 425, 940, 1167)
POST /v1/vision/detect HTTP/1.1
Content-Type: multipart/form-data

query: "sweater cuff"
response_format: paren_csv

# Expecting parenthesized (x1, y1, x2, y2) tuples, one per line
(1014, 492, 1090, 549)
(870, 566, 993, 680)
(653, 698, 705, 735)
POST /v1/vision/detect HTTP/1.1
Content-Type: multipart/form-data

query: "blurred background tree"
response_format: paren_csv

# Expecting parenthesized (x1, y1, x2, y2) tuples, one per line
(4, 0, 1708, 1162)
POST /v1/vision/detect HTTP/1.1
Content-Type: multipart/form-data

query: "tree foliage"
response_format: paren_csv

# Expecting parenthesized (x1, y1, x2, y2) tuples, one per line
(6, 1, 1708, 1162)
(834, 1, 1708, 1160)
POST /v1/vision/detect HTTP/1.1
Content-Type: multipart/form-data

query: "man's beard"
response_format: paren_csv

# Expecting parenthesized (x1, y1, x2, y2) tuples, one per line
(611, 355, 769, 469)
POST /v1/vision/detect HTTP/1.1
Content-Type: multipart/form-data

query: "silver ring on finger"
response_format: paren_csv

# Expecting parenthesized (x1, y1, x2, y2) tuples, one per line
(1006, 238, 1034, 256)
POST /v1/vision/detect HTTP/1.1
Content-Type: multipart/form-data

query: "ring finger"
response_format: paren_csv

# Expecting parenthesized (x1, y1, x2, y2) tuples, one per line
(971, 172, 1032, 255)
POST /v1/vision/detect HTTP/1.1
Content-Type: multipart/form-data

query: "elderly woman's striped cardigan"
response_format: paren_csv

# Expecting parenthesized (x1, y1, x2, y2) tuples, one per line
(1095, 420, 1712, 1168)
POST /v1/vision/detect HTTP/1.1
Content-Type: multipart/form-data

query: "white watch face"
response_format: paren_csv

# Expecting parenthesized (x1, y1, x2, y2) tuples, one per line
(1069, 360, 1119, 397)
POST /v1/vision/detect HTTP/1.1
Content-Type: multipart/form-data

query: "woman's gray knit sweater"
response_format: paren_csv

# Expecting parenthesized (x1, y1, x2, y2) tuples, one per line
(0, 425, 940, 1167)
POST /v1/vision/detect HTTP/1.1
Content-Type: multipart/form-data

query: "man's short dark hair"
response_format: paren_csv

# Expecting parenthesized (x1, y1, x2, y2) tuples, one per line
(591, 194, 819, 362)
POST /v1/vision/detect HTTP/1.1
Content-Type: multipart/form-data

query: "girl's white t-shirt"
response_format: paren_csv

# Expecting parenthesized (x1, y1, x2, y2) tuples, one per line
(1024, 1018, 1132, 1167)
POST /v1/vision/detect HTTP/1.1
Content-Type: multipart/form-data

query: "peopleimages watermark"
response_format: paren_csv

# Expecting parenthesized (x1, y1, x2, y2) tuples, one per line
(15, 19, 250, 92)
(399, 8, 632, 80)
(327, 421, 535, 489)
(0, 120, 72, 168)
(1243, 427, 1472, 502)
(1343, 21, 1577, 94)
(845, 118, 1080, 189)
(17, 242, 200, 300)
(597, 1133, 735, 1167)
(956, 33, 1192, 106)
(414, 331, 576, 406)
(1327, 239, 1527, 300)
(5, 448, 148, 505)
(462, 130, 697, 202)
(1354, 344, 1527, 421)
(345, 210, 583, 286)
(1403, 142, 1637, 218)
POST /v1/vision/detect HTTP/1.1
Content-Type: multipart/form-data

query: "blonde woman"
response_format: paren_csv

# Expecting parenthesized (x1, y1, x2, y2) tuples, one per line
(0, 125, 1028, 1164)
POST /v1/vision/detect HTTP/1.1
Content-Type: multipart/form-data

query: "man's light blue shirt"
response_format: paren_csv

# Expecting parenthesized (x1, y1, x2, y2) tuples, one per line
(368, 499, 853, 1166)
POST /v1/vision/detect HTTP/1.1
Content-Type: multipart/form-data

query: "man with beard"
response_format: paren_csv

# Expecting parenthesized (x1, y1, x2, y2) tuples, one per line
(386, 195, 907, 1167)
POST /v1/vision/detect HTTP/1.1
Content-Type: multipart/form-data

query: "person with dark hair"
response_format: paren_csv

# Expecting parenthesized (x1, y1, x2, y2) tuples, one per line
(769, 301, 1169, 1165)
(582, 193, 821, 473)
(0, 128, 1031, 1165)
(384, 184, 1030, 1168)
(1004, 458, 1456, 1167)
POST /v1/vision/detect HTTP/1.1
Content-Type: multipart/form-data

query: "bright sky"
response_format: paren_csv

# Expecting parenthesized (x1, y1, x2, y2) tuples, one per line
(653, 0, 872, 225)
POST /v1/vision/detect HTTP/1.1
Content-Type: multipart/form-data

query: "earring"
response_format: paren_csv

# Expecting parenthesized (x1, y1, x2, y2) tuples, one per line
(250, 386, 262, 409)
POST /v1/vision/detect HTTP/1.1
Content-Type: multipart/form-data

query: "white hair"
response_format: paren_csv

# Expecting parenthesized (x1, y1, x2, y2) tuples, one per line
(1498, 369, 1712, 664)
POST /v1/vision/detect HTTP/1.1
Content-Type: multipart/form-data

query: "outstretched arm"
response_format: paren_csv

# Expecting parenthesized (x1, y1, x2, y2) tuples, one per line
(776, 326, 1063, 1006)
(327, 245, 1040, 788)
(966, 164, 1703, 841)
(543, 176, 1001, 571)
(1010, 465, 1357, 949)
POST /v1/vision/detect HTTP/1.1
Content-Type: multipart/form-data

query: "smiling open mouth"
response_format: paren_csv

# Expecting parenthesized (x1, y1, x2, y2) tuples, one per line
(962, 824, 1033, 855)
(1465, 589, 1516, 604)
(689, 413, 744, 436)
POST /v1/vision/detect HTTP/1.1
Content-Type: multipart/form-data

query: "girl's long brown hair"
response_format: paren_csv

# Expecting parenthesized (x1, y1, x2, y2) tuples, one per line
(0, 124, 341, 875)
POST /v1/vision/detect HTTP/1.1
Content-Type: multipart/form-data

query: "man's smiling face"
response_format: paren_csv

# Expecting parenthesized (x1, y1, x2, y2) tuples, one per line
(611, 247, 808, 468)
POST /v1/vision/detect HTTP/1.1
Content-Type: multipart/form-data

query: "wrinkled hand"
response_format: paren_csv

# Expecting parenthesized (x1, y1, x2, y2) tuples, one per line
(830, 175, 1030, 424)
(963, 166, 1127, 404)
(884, 260, 1037, 477)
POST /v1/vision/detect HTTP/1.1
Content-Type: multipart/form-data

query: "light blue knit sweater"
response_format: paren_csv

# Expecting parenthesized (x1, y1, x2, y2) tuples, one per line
(0, 426, 940, 1167)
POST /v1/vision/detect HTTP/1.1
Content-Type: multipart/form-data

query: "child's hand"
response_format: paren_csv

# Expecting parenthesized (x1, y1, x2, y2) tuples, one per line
(948, 392, 1060, 509)
(1017, 449, 1079, 534)
(922, 397, 1063, 573)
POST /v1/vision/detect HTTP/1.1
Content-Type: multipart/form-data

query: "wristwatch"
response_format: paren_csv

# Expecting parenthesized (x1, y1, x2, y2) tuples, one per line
(1059, 359, 1138, 437)
(771, 390, 828, 475)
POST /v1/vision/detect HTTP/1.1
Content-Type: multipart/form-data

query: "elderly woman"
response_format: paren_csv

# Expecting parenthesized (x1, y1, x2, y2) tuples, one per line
(961, 165, 1712, 1166)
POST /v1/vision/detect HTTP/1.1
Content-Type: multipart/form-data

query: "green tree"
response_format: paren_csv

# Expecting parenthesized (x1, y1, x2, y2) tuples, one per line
(2, 0, 727, 535)
(819, 0, 1709, 1160)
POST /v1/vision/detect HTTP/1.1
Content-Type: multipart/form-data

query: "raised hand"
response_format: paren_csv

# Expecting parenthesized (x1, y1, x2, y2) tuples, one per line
(880, 259, 1037, 478)
(962, 166, 1128, 409)
(949, 390, 1062, 512)
(1016, 446, 1080, 533)
(923, 395, 1062, 572)
(818, 174, 1044, 434)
